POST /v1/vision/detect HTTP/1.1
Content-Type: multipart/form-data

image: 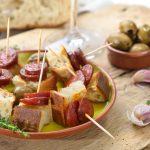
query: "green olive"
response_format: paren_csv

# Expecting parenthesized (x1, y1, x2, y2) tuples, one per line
(28, 53, 44, 63)
(107, 33, 133, 51)
(130, 43, 149, 52)
(14, 86, 34, 100)
(138, 24, 150, 44)
(119, 20, 137, 40)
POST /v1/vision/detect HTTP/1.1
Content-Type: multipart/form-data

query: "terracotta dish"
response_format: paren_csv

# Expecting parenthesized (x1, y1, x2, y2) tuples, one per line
(107, 45, 150, 70)
(0, 50, 116, 139)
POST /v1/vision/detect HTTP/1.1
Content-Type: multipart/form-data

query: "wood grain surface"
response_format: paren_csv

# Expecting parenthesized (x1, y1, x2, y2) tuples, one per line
(0, 4, 150, 150)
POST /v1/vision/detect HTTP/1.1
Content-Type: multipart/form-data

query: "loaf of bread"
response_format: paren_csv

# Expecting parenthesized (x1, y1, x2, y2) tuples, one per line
(0, 0, 70, 30)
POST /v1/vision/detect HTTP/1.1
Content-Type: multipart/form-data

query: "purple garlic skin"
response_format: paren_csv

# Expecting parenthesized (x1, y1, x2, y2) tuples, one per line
(127, 104, 150, 126)
(132, 70, 150, 84)
(134, 104, 150, 123)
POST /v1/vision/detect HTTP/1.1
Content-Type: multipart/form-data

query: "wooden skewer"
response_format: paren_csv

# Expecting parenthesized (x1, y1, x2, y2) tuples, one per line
(84, 43, 112, 57)
(54, 88, 115, 139)
(49, 49, 76, 76)
(85, 113, 115, 139)
(48, 45, 114, 139)
(6, 17, 10, 57)
(37, 30, 42, 64)
(49, 45, 114, 138)
(37, 50, 47, 93)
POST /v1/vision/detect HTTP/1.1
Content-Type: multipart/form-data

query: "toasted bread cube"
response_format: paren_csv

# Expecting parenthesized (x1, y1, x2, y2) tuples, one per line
(46, 46, 74, 79)
(86, 72, 110, 102)
(0, 88, 15, 119)
(50, 81, 86, 126)
(60, 80, 87, 103)
(13, 102, 52, 132)
(12, 74, 57, 91)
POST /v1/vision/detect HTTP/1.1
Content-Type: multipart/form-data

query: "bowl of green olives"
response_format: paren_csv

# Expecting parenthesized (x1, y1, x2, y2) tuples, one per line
(107, 20, 150, 69)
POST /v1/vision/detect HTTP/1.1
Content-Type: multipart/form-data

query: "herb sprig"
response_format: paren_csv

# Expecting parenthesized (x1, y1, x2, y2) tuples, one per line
(0, 118, 28, 137)
(146, 100, 150, 105)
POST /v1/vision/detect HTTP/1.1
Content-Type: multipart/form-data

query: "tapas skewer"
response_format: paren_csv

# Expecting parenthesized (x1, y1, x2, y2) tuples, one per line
(84, 43, 112, 57)
(6, 17, 10, 57)
(54, 52, 114, 139)
(85, 113, 115, 139)
(37, 50, 47, 93)
(37, 30, 42, 64)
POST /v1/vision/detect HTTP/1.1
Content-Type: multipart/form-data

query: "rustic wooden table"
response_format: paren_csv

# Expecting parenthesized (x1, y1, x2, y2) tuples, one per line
(0, 5, 149, 150)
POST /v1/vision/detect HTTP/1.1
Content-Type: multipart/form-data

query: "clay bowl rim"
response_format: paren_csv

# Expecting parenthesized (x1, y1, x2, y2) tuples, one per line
(107, 43, 150, 58)
(0, 49, 116, 139)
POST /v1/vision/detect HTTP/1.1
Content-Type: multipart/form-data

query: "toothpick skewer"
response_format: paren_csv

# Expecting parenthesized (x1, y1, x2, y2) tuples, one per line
(37, 30, 42, 64)
(85, 113, 115, 139)
(48, 46, 114, 139)
(49, 49, 76, 76)
(55, 81, 114, 139)
(37, 50, 47, 93)
(6, 17, 10, 57)
(84, 43, 112, 57)
(53, 89, 115, 139)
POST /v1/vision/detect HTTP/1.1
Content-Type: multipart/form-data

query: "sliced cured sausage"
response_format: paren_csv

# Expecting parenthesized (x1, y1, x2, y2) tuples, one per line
(0, 69, 12, 86)
(74, 48, 87, 66)
(68, 52, 80, 71)
(25, 62, 48, 75)
(77, 98, 94, 123)
(20, 68, 47, 81)
(0, 49, 18, 68)
(81, 64, 93, 86)
(65, 70, 85, 86)
(24, 91, 50, 98)
(65, 101, 79, 127)
(20, 97, 49, 105)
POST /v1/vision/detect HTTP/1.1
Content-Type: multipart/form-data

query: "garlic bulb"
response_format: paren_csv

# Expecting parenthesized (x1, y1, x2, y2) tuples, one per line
(127, 104, 150, 126)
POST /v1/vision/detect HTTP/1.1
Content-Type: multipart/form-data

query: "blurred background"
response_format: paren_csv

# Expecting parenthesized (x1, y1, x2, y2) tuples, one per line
(0, 0, 149, 39)
(79, 0, 150, 12)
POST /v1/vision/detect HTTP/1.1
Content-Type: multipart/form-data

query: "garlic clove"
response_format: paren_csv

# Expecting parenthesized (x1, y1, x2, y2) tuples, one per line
(132, 70, 150, 84)
(134, 104, 150, 122)
(127, 104, 150, 126)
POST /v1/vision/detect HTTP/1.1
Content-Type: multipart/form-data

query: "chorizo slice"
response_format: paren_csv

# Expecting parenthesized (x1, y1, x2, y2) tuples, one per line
(0, 49, 18, 68)
(81, 64, 93, 86)
(0, 69, 12, 86)
(65, 101, 79, 127)
(65, 70, 85, 86)
(25, 62, 48, 75)
(77, 98, 94, 123)
(20, 68, 47, 81)
(68, 52, 80, 71)
(24, 91, 50, 98)
(74, 48, 87, 66)
(20, 97, 49, 105)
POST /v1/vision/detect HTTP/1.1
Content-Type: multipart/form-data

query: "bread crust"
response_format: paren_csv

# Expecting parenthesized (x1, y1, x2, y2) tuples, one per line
(86, 72, 110, 102)
(0, 0, 70, 31)
(0, 88, 15, 119)
(50, 91, 66, 126)
(13, 106, 41, 132)
(46, 46, 74, 80)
